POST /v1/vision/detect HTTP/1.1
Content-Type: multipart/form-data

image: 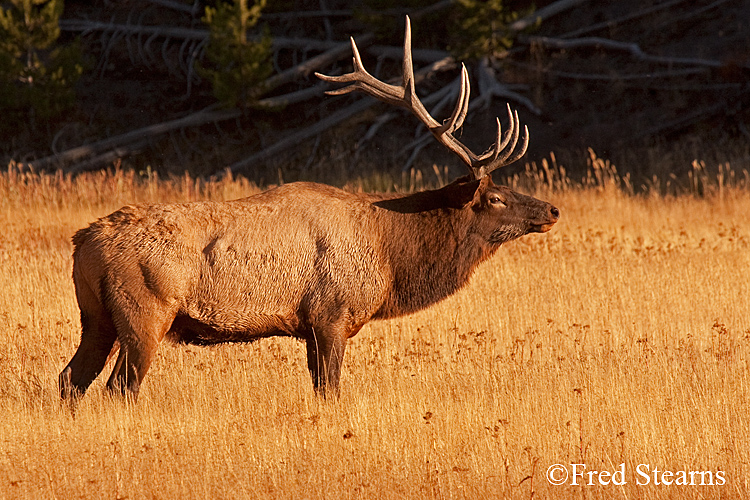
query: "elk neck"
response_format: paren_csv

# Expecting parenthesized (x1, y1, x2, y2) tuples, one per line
(367, 178, 493, 319)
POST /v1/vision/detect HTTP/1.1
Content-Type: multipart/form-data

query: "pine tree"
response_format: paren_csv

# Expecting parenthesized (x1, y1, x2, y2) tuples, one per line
(450, 0, 520, 61)
(196, 0, 273, 109)
(0, 0, 84, 129)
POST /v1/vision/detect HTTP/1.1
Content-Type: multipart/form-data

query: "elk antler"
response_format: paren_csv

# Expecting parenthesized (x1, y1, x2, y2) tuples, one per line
(315, 16, 529, 180)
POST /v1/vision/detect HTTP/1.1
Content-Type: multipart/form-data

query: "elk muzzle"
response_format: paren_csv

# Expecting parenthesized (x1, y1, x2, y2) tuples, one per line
(530, 205, 560, 233)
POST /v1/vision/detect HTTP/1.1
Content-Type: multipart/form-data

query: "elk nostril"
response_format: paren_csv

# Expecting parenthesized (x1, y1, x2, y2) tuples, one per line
(550, 206, 560, 219)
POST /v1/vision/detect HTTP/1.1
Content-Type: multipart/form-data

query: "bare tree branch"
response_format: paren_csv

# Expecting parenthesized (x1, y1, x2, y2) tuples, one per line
(368, 45, 450, 64)
(60, 19, 366, 52)
(227, 98, 375, 174)
(630, 101, 730, 142)
(60, 19, 207, 40)
(27, 83, 337, 171)
(253, 82, 329, 110)
(558, 0, 692, 39)
(253, 34, 375, 97)
(145, 0, 200, 16)
(521, 36, 728, 69)
(260, 0, 453, 21)
(475, 57, 541, 115)
(507, 60, 709, 81)
(507, 0, 594, 34)
(67, 140, 152, 174)
(651, 0, 733, 31)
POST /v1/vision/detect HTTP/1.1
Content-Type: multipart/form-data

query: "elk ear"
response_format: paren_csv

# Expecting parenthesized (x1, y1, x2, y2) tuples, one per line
(470, 176, 493, 208)
(443, 176, 483, 208)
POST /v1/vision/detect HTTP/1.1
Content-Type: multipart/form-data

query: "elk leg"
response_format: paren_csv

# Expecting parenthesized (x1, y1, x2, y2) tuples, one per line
(60, 279, 118, 399)
(106, 335, 162, 401)
(306, 327, 348, 398)
(105, 300, 175, 401)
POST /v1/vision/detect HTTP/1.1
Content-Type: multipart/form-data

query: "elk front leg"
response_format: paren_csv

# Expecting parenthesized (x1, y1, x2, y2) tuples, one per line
(306, 327, 348, 398)
(105, 340, 156, 402)
(104, 296, 176, 402)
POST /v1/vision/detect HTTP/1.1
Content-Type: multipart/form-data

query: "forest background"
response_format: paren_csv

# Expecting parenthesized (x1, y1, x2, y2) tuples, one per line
(1, 0, 748, 185)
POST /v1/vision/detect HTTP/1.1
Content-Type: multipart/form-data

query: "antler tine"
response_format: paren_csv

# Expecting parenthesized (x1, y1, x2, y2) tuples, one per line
(469, 104, 531, 177)
(489, 117, 503, 163)
(494, 108, 522, 165)
(499, 124, 529, 167)
(474, 104, 512, 164)
(434, 65, 470, 135)
(498, 104, 516, 153)
(314, 38, 363, 93)
(402, 16, 417, 100)
(315, 38, 407, 108)
(482, 115, 529, 175)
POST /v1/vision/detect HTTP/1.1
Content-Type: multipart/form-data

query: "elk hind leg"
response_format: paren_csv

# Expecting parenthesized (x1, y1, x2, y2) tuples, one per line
(60, 280, 118, 400)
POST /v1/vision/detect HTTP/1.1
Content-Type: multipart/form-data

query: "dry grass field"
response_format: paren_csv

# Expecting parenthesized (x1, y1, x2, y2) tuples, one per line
(1, 156, 749, 499)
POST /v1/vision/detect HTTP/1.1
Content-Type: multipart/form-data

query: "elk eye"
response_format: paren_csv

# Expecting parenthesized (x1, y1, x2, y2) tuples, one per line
(489, 195, 506, 207)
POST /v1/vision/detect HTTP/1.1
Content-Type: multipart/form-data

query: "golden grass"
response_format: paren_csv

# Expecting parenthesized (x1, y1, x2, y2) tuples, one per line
(1, 159, 749, 499)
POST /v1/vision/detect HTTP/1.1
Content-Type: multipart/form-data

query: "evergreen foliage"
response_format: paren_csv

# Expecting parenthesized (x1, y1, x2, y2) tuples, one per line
(358, 0, 522, 61)
(196, 0, 273, 109)
(0, 0, 84, 128)
(450, 0, 520, 60)
(356, 0, 449, 49)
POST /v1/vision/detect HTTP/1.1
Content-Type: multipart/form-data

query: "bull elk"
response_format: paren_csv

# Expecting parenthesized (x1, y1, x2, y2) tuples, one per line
(59, 17, 559, 401)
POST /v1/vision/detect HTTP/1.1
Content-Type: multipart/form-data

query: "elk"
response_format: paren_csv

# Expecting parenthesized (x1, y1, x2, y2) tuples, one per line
(59, 17, 559, 401)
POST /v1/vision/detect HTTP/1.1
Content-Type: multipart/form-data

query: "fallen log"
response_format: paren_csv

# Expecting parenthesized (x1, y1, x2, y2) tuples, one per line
(521, 36, 725, 68)
(26, 107, 241, 171)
